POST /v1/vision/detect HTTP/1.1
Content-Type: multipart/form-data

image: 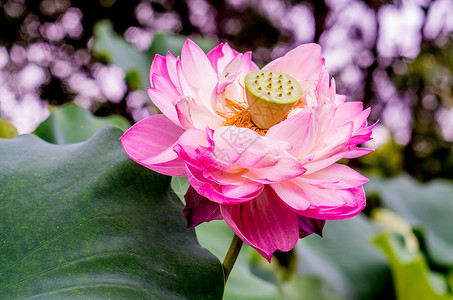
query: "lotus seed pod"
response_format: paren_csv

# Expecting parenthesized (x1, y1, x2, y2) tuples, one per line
(244, 70, 302, 129)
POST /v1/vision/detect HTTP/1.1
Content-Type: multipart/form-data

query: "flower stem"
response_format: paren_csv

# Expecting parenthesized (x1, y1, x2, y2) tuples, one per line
(222, 234, 243, 284)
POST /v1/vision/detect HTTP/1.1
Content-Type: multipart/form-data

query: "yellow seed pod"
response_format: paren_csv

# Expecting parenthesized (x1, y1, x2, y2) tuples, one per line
(244, 70, 302, 129)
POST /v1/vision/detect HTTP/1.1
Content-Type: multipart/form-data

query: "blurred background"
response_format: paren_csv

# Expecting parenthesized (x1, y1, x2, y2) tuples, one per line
(2, 1, 453, 299)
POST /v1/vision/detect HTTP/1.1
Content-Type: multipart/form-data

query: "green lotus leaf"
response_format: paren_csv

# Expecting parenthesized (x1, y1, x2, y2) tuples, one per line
(366, 175, 453, 268)
(373, 233, 453, 300)
(0, 119, 18, 139)
(296, 214, 393, 300)
(33, 103, 130, 144)
(0, 127, 223, 299)
(196, 221, 279, 300)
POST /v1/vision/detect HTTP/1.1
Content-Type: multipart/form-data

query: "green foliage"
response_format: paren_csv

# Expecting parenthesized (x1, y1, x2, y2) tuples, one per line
(296, 215, 393, 300)
(374, 233, 453, 300)
(367, 175, 453, 268)
(92, 20, 153, 91)
(171, 177, 280, 299)
(196, 221, 279, 300)
(359, 138, 404, 177)
(367, 175, 453, 299)
(195, 209, 394, 300)
(33, 103, 130, 144)
(171, 176, 191, 205)
(173, 175, 453, 300)
(0, 127, 224, 299)
(279, 275, 345, 300)
(187, 176, 393, 300)
(0, 119, 18, 139)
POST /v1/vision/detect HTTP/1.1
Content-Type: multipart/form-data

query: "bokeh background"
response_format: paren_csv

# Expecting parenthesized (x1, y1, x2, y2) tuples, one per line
(1, 1, 453, 299)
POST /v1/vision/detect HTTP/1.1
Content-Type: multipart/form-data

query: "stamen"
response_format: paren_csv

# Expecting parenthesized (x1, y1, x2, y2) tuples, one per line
(221, 98, 267, 136)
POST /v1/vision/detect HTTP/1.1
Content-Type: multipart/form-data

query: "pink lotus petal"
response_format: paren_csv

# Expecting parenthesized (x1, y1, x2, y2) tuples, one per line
(165, 51, 183, 94)
(147, 75, 182, 126)
(297, 215, 325, 238)
(302, 186, 366, 220)
(263, 43, 324, 81)
(212, 126, 267, 168)
(308, 122, 354, 166)
(316, 67, 330, 104)
(149, 54, 169, 83)
(270, 181, 311, 211)
(236, 51, 259, 83)
(220, 186, 299, 261)
(348, 132, 373, 145)
(328, 77, 337, 103)
(176, 58, 198, 99)
(298, 163, 369, 189)
(216, 54, 245, 94)
(174, 128, 227, 170)
(334, 102, 365, 128)
(186, 165, 263, 204)
(120, 114, 186, 176)
(207, 42, 239, 74)
(181, 40, 218, 112)
(272, 179, 366, 220)
(210, 126, 305, 182)
(303, 150, 347, 175)
(214, 51, 258, 96)
(184, 186, 222, 227)
(335, 94, 347, 105)
(174, 128, 265, 201)
(174, 96, 224, 130)
(343, 147, 374, 159)
(245, 149, 306, 183)
(266, 110, 317, 159)
(123, 40, 376, 262)
(174, 96, 194, 129)
(203, 168, 249, 186)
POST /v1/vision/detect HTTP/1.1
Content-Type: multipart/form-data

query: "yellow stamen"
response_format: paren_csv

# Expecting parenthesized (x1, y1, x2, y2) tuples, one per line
(219, 97, 306, 136)
(220, 98, 267, 136)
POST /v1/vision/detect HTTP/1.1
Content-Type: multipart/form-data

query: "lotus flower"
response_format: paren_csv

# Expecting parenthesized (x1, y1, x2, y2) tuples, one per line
(120, 40, 374, 261)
